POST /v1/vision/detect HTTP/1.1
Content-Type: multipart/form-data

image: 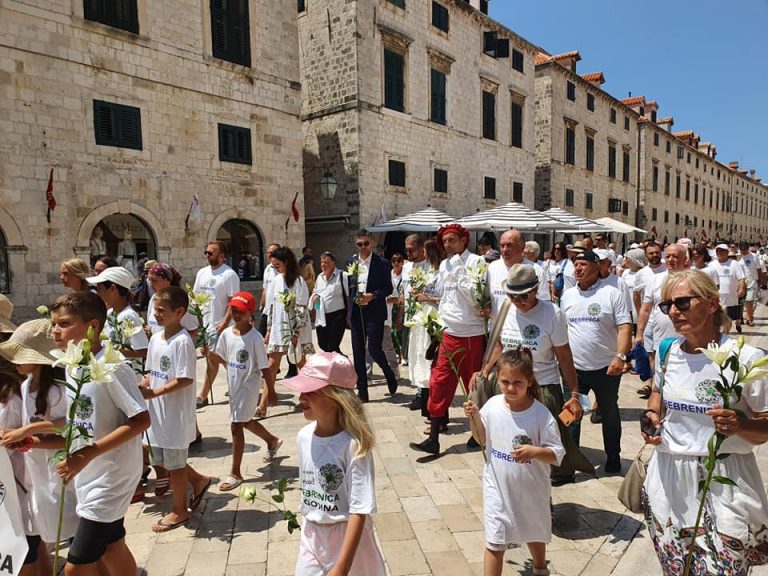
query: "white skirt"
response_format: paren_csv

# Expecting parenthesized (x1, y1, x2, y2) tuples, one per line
(642, 450, 768, 575)
(296, 518, 386, 576)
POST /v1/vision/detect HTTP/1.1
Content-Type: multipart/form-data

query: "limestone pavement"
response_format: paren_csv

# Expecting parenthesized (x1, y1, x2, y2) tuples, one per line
(125, 312, 768, 576)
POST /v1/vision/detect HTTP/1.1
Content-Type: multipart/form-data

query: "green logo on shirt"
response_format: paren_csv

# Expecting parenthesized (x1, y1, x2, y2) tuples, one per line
(695, 379, 723, 405)
(587, 303, 601, 317)
(236, 349, 249, 364)
(75, 394, 94, 420)
(160, 355, 171, 372)
(522, 324, 540, 340)
(318, 463, 344, 492)
(512, 434, 532, 449)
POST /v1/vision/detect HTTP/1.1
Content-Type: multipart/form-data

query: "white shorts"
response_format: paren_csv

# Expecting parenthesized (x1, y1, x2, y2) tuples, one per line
(746, 281, 757, 302)
(228, 382, 262, 423)
(296, 519, 386, 576)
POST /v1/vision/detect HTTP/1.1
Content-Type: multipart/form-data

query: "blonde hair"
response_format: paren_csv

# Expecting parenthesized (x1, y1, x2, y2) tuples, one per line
(319, 385, 375, 457)
(661, 269, 731, 334)
(61, 258, 90, 280)
(302, 261, 316, 294)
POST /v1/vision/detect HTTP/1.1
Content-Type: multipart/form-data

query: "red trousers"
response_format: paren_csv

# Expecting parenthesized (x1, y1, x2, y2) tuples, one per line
(427, 333, 486, 418)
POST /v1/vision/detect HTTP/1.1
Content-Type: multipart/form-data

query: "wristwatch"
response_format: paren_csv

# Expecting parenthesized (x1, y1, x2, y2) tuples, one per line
(616, 353, 628, 362)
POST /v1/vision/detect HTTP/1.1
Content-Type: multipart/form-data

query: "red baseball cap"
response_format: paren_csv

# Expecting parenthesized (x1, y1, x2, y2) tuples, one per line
(229, 291, 256, 313)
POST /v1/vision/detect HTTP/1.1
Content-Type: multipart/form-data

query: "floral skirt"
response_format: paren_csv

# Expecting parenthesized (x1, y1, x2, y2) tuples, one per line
(642, 450, 768, 575)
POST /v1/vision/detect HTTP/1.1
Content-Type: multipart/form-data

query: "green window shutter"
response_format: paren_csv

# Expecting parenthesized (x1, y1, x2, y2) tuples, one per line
(430, 69, 446, 125)
(482, 91, 495, 140)
(384, 49, 404, 112)
(511, 102, 522, 148)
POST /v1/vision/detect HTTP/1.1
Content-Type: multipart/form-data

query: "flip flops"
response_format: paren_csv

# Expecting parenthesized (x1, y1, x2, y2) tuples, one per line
(151, 517, 187, 533)
(189, 478, 213, 511)
(219, 476, 243, 492)
(263, 439, 283, 463)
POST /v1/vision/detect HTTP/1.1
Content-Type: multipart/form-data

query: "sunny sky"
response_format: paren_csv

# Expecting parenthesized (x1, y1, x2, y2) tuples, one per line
(490, 0, 768, 179)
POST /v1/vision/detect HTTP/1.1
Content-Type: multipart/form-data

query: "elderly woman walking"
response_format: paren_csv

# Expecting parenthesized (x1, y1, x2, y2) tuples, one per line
(641, 269, 768, 575)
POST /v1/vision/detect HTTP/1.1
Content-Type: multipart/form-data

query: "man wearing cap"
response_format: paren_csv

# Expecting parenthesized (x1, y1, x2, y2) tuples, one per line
(739, 242, 759, 326)
(595, 234, 616, 272)
(346, 230, 398, 402)
(711, 243, 746, 333)
(193, 241, 240, 407)
(560, 250, 631, 474)
(411, 223, 488, 455)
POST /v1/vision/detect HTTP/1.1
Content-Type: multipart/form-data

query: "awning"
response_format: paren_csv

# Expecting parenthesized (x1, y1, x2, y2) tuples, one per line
(543, 207, 609, 232)
(367, 207, 454, 232)
(455, 203, 567, 231)
(594, 217, 647, 234)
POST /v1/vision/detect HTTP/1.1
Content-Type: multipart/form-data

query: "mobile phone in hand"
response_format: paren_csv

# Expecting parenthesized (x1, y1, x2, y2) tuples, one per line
(640, 413, 660, 437)
(558, 407, 576, 427)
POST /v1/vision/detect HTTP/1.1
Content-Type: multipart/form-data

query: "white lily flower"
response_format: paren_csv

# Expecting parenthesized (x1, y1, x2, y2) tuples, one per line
(101, 342, 126, 366)
(742, 366, 768, 385)
(240, 484, 258, 502)
(697, 340, 737, 368)
(36, 305, 50, 317)
(51, 340, 85, 369)
(88, 354, 118, 384)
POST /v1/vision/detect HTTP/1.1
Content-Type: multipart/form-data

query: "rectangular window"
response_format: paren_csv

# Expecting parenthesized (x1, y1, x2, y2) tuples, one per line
(664, 169, 670, 195)
(483, 31, 509, 58)
(434, 168, 447, 193)
(610, 108, 616, 123)
(512, 182, 523, 203)
(565, 126, 575, 165)
(430, 68, 447, 125)
(608, 198, 622, 213)
(652, 165, 659, 191)
(93, 100, 142, 150)
(387, 0, 405, 8)
(624, 116, 630, 130)
(652, 208, 658, 221)
(218, 123, 251, 164)
(298, 0, 306, 12)
(585, 192, 593, 210)
(586, 135, 594, 171)
(484, 176, 496, 200)
(384, 49, 405, 112)
(654, 132, 659, 146)
(608, 144, 617, 178)
(622, 200, 629, 216)
(388, 159, 406, 187)
(677, 146, 684, 159)
(565, 188, 574, 207)
(84, 0, 139, 33)
(211, 0, 251, 67)
(512, 49, 524, 73)
(510, 101, 523, 148)
(664, 210, 669, 223)
(696, 158, 700, 169)
(687, 152, 691, 164)
(567, 81, 576, 101)
(675, 213, 680, 225)
(622, 150, 630, 182)
(685, 179, 690, 201)
(676, 174, 681, 198)
(482, 90, 496, 140)
(431, 1, 449, 32)
(666, 141, 671, 154)
(587, 93, 595, 111)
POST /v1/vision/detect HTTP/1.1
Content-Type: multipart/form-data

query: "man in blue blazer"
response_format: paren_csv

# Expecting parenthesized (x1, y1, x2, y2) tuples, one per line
(346, 230, 398, 402)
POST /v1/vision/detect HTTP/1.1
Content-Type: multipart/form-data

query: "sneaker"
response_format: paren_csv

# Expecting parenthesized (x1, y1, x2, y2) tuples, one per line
(590, 410, 602, 424)
(410, 438, 440, 455)
(604, 455, 621, 474)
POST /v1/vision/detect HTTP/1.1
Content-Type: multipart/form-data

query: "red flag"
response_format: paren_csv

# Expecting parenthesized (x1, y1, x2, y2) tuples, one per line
(291, 191, 300, 222)
(45, 168, 56, 223)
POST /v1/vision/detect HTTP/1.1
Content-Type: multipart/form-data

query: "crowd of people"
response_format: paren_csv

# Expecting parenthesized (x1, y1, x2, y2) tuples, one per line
(1, 227, 768, 576)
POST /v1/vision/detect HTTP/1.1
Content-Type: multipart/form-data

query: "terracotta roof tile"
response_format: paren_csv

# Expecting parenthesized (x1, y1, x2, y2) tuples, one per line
(550, 50, 581, 62)
(656, 117, 674, 124)
(621, 95, 645, 106)
(673, 130, 695, 138)
(646, 100, 658, 108)
(535, 52, 551, 65)
(581, 71, 605, 83)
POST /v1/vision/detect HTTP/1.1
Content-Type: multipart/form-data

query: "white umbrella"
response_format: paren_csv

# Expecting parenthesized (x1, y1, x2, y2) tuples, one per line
(367, 207, 454, 232)
(543, 207, 609, 233)
(455, 203, 567, 231)
(594, 217, 647, 235)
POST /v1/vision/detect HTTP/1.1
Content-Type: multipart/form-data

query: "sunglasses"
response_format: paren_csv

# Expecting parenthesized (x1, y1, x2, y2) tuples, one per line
(356, 241, 370, 248)
(204, 251, 215, 256)
(508, 291, 534, 302)
(658, 296, 701, 315)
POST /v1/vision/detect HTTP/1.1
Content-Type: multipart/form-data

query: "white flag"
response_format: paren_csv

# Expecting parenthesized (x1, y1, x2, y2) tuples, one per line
(0, 449, 28, 576)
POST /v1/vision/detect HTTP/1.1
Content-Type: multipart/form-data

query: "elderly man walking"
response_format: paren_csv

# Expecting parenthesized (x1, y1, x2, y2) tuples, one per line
(560, 250, 631, 474)
(411, 224, 488, 455)
(710, 243, 747, 333)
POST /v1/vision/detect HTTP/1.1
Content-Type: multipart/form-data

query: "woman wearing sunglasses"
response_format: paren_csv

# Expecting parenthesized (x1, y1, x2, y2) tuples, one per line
(641, 269, 768, 574)
(471, 264, 592, 485)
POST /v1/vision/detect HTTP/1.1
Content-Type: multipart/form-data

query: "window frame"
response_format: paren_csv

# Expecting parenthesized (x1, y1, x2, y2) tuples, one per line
(510, 100, 523, 148)
(218, 123, 252, 165)
(511, 49, 524, 73)
(566, 81, 576, 102)
(512, 181, 523, 203)
(433, 167, 448, 193)
(388, 158, 407, 188)
(431, 1, 449, 33)
(482, 89, 496, 140)
(565, 188, 574, 207)
(384, 48, 406, 112)
(430, 68, 447, 125)
(483, 176, 496, 200)
(93, 100, 143, 150)
(210, 0, 251, 67)
(84, 0, 139, 33)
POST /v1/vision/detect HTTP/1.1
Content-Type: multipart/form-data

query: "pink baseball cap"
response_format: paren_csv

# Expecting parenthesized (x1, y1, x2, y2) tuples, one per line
(282, 352, 357, 393)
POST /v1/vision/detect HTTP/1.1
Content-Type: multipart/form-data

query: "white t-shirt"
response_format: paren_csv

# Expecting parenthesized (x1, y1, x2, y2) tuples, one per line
(437, 250, 487, 337)
(740, 253, 760, 284)
(692, 263, 720, 287)
(710, 259, 745, 307)
(146, 294, 197, 335)
(486, 258, 549, 333)
(621, 269, 639, 319)
(296, 422, 376, 524)
(561, 258, 576, 291)
(0, 394, 33, 535)
(104, 306, 149, 351)
(67, 350, 147, 522)
(268, 274, 311, 346)
(500, 300, 569, 386)
(479, 396, 564, 545)
(643, 271, 680, 352)
(633, 264, 666, 296)
(193, 264, 240, 328)
(655, 336, 768, 456)
(560, 281, 631, 371)
(215, 326, 269, 422)
(145, 329, 197, 449)
(262, 264, 278, 312)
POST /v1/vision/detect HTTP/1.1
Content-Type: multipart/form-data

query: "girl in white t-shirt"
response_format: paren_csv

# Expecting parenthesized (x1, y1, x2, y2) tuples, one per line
(464, 348, 564, 576)
(282, 352, 386, 576)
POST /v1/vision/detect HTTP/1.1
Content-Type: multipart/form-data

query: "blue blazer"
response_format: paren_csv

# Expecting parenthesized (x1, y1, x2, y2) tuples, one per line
(345, 253, 392, 323)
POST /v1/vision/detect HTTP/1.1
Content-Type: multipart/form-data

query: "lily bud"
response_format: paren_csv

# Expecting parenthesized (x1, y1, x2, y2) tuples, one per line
(737, 336, 745, 350)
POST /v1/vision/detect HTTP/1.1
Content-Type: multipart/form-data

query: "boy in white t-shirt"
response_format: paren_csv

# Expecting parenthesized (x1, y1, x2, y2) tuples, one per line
(212, 291, 282, 491)
(140, 287, 212, 532)
(50, 291, 150, 576)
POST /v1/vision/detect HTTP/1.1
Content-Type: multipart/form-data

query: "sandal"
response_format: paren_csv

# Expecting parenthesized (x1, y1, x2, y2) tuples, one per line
(219, 475, 243, 492)
(151, 517, 187, 533)
(263, 439, 283, 463)
(189, 478, 213, 511)
(154, 477, 171, 497)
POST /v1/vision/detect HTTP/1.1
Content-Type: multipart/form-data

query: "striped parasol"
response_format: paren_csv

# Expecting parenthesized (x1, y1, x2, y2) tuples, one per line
(543, 207, 609, 232)
(455, 203, 567, 231)
(367, 207, 455, 232)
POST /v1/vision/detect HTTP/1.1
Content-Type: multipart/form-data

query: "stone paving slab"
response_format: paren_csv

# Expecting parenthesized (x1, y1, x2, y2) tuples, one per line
(124, 311, 768, 575)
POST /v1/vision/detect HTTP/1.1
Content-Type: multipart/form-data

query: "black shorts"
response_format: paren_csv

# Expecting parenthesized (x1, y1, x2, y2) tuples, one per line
(726, 305, 741, 321)
(24, 535, 41, 565)
(67, 517, 126, 565)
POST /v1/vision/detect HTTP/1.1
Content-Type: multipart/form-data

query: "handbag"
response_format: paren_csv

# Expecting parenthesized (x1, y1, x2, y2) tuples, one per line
(617, 336, 675, 513)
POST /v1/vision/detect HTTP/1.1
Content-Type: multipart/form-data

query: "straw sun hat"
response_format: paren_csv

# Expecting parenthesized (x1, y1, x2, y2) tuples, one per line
(0, 319, 57, 365)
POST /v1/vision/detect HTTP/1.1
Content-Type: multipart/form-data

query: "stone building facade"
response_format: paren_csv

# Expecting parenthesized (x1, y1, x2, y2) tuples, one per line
(0, 0, 303, 314)
(533, 53, 640, 227)
(299, 0, 539, 258)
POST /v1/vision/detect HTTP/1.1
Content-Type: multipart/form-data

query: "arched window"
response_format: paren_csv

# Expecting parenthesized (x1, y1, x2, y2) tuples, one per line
(90, 214, 157, 276)
(216, 219, 264, 281)
(0, 228, 8, 294)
